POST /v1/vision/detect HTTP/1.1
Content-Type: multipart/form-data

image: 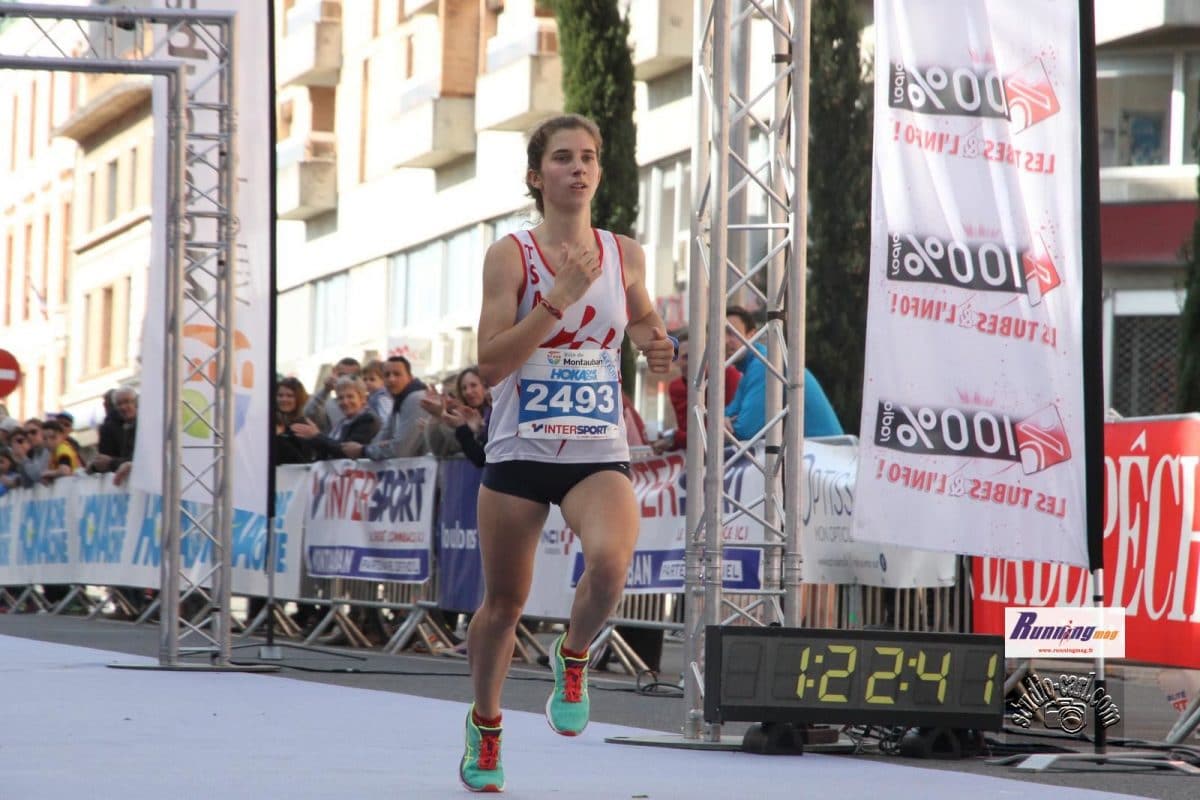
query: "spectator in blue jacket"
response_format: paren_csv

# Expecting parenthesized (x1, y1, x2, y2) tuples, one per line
(724, 305, 843, 440)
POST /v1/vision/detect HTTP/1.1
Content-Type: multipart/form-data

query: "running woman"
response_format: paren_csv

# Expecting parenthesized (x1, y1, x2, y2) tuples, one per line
(459, 113, 675, 793)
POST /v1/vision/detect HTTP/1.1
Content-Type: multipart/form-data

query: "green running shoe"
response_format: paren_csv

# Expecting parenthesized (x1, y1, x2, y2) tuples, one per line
(545, 633, 589, 736)
(459, 705, 504, 793)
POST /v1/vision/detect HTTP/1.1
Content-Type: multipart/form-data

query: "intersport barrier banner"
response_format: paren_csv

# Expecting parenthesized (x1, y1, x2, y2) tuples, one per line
(973, 417, 1200, 669)
(856, 0, 1089, 566)
(303, 457, 438, 583)
(437, 443, 957, 616)
(0, 468, 306, 599)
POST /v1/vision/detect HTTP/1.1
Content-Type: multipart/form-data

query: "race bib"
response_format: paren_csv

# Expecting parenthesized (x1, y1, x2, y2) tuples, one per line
(517, 349, 621, 440)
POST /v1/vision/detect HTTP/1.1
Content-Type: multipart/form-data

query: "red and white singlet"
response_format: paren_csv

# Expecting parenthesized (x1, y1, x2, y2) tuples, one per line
(485, 228, 631, 465)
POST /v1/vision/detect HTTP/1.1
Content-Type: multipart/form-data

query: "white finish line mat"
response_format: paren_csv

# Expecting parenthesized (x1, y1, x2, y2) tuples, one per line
(0, 634, 1139, 799)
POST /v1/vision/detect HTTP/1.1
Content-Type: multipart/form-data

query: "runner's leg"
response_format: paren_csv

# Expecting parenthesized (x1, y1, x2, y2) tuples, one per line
(467, 485, 549, 718)
(558, 469, 640, 651)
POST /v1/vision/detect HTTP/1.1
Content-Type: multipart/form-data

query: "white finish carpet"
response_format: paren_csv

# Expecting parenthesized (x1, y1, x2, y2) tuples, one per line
(0, 635, 1139, 799)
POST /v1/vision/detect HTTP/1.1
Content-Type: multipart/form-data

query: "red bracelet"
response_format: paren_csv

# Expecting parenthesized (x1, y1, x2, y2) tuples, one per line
(539, 297, 563, 320)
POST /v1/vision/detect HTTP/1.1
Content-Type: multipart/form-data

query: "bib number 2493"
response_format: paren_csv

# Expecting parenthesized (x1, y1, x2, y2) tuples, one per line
(517, 349, 621, 440)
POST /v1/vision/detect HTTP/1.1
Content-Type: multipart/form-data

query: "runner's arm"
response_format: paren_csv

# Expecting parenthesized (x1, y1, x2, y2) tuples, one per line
(477, 237, 566, 386)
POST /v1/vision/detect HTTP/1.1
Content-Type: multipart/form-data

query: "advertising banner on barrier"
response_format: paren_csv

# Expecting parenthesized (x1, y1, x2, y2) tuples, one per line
(304, 458, 438, 583)
(520, 452, 767, 619)
(855, 0, 1089, 566)
(972, 417, 1200, 669)
(0, 473, 303, 599)
(133, 2, 272, 515)
(436, 459, 485, 612)
(800, 439, 957, 586)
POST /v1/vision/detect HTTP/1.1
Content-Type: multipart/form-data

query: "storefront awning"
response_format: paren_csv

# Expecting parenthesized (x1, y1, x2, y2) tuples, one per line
(1101, 201, 1198, 266)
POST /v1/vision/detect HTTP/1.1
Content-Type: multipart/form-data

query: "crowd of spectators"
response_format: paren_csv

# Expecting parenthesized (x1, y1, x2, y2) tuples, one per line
(2, 332, 841, 629)
(0, 385, 140, 495)
(1, 318, 841, 491)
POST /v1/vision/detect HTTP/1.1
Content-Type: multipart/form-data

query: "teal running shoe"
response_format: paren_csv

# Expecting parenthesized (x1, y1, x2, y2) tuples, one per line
(459, 705, 504, 793)
(546, 634, 590, 736)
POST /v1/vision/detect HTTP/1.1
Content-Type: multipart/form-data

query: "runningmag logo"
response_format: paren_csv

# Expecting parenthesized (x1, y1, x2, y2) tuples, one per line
(1003, 607, 1126, 659)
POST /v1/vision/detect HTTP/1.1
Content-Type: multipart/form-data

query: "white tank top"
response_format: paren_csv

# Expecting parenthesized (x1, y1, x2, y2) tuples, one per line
(486, 228, 631, 465)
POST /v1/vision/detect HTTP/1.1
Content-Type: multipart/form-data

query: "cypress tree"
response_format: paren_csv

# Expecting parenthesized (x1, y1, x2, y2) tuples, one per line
(551, 0, 640, 387)
(806, 0, 872, 433)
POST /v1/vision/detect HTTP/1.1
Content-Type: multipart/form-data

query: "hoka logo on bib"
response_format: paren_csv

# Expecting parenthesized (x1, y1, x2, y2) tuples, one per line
(550, 368, 598, 381)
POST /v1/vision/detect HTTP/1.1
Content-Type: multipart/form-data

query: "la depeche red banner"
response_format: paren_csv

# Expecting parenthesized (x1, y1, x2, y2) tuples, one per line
(973, 416, 1200, 668)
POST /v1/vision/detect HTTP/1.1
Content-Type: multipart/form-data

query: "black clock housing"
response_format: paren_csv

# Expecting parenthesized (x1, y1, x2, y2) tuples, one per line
(705, 626, 1005, 730)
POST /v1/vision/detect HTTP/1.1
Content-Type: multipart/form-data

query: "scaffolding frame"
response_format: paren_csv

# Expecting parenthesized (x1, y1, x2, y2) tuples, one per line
(0, 3, 238, 666)
(682, 0, 810, 742)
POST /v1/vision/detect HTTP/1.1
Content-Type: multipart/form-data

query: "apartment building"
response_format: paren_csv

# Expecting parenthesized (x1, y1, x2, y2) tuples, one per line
(0, 9, 89, 427)
(274, 0, 694, 427)
(0, 1, 1194, 436)
(1094, 0, 1200, 416)
(53, 67, 153, 428)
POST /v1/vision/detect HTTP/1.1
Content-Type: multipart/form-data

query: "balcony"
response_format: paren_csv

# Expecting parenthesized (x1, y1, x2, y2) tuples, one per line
(1096, 0, 1200, 45)
(54, 75, 151, 143)
(276, 134, 337, 220)
(404, 0, 438, 14)
(382, 80, 476, 169)
(630, 0, 692, 81)
(475, 23, 562, 131)
(278, 0, 342, 88)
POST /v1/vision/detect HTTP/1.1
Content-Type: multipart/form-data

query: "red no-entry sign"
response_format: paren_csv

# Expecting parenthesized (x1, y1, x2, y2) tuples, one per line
(0, 349, 22, 398)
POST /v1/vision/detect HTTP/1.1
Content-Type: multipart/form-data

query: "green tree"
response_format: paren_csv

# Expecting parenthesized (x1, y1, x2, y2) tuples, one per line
(1179, 131, 1200, 411)
(551, 0, 640, 387)
(806, 0, 872, 433)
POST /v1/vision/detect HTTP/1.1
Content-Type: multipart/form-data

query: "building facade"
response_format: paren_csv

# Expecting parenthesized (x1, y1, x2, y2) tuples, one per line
(0, 7, 91, 428)
(0, 0, 1195, 436)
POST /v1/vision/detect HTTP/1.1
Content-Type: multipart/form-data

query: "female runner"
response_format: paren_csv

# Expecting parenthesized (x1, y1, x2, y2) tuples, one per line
(459, 114, 674, 792)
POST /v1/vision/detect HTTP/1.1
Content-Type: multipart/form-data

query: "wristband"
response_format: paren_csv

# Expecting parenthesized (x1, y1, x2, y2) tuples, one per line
(667, 334, 680, 362)
(539, 297, 563, 320)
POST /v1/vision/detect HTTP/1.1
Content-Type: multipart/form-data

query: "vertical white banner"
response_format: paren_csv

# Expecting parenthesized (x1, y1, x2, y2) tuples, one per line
(133, 3, 272, 517)
(855, 0, 1088, 566)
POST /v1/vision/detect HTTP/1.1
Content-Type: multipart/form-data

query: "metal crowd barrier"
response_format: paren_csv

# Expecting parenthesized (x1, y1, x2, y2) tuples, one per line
(0, 456, 976, 671)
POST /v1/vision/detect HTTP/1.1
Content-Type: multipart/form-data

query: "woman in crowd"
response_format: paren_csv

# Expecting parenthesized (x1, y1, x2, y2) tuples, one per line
(274, 376, 316, 465)
(0, 446, 21, 494)
(2, 431, 34, 489)
(423, 366, 491, 468)
(290, 376, 380, 460)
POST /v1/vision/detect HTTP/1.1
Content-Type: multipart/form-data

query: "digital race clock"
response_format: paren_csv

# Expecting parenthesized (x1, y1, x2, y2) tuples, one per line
(705, 627, 1005, 730)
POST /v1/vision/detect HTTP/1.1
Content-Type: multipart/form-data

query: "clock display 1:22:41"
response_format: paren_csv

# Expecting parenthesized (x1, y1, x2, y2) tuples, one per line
(792, 644, 999, 706)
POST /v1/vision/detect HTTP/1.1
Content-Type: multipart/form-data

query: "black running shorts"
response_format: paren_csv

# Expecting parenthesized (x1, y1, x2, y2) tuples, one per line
(481, 459, 632, 506)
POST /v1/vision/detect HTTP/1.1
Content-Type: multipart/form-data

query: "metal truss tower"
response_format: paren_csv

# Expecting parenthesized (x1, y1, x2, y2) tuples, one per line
(683, 0, 810, 741)
(0, 3, 238, 666)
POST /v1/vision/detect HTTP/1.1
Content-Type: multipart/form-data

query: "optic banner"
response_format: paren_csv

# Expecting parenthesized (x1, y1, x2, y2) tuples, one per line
(0, 472, 303, 599)
(303, 458, 438, 583)
(133, 2, 272, 515)
(856, 0, 1088, 565)
(974, 417, 1200, 669)
(799, 438, 957, 587)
